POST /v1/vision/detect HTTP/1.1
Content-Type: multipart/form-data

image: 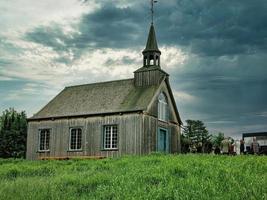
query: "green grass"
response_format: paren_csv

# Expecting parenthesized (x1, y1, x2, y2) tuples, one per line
(0, 154, 266, 200)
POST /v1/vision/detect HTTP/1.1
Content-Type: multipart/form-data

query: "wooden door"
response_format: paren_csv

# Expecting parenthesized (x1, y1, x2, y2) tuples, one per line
(157, 128, 169, 153)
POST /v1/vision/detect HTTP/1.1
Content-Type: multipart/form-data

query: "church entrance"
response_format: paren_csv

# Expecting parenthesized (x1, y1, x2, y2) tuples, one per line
(157, 128, 169, 153)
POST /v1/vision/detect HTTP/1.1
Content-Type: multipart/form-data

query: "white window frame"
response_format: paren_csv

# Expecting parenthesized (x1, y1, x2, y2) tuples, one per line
(158, 92, 168, 121)
(69, 127, 82, 151)
(103, 125, 118, 150)
(38, 129, 50, 152)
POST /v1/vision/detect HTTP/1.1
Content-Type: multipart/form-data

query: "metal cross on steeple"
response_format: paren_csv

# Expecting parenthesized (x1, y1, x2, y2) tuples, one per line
(151, 0, 158, 24)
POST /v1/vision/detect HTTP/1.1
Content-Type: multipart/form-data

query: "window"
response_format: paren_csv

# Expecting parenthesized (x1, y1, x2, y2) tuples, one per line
(158, 92, 168, 121)
(69, 128, 82, 151)
(149, 55, 154, 65)
(103, 125, 118, 150)
(156, 55, 159, 66)
(144, 56, 148, 66)
(39, 129, 50, 151)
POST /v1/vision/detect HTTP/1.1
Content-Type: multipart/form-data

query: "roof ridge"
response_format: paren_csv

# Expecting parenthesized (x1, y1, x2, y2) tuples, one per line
(65, 78, 134, 89)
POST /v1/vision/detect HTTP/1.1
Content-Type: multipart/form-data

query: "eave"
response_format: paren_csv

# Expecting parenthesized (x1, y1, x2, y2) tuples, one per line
(27, 109, 144, 122)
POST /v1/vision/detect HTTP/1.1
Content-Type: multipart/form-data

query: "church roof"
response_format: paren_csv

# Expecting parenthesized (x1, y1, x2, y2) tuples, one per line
(29, 79, 158, 120)
(143, 24, 161, 53)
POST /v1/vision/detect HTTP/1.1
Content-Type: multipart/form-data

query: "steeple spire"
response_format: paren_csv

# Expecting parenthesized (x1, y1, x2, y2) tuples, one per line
(144, 24, 160, 52)
(142, 25, 161, 68)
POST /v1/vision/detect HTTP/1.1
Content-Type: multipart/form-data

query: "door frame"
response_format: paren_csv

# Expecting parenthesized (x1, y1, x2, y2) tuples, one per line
(157, 127, 169, 153)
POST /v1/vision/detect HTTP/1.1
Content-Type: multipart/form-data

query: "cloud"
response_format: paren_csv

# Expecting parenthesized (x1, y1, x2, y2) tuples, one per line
(256, 112, 267, 117)
(168, 50, 267, 137)
(173, 91, 196, 102)
(22, 0, 267, 65)
(0, 0, 93, 34)
(5, 83, 50, 101)
(24, 3, 146, 58)
(156, 0, 267, 56)
(0, 76, 14, 81)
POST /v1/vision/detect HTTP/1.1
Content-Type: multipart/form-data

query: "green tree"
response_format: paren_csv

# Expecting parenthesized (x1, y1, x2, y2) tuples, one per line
(212, 132, 225, 147)
(183, 119, 212, 153)
(181, 134, 191, 153)
(0, 108, 27, 158)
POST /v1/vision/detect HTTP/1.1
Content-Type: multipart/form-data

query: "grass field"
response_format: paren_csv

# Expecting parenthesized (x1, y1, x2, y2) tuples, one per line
(0, 154, 266, 200)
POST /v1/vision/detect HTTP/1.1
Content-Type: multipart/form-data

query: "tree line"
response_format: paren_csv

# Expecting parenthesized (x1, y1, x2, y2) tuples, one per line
(181, 119, 227, 153)
(0, 108, 27, 158)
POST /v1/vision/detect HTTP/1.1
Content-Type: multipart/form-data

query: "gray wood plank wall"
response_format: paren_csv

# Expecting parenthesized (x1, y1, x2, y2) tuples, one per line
(143, 115, 180, 154)
(27, 113, 180, 160)
(134, 69, 165, 86)
(27, 113, 143, 160)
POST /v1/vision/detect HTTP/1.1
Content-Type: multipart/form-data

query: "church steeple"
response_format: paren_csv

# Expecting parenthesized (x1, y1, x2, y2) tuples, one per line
(142, 24, 161, 67)
(134, 0, 168, 87)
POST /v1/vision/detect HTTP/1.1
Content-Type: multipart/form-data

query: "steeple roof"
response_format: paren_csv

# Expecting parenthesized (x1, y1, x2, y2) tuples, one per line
(143, 24, 161, 53)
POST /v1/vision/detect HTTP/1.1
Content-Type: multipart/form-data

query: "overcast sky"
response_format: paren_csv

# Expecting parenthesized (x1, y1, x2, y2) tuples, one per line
(0, 0, 266, 138)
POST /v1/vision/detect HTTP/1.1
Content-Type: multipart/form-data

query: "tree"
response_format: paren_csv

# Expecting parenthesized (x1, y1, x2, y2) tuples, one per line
(0, 108, 27, 158)
(212, 132, 225, 147)
(183, 119, 212, 153)
(180, 134, 191, 153)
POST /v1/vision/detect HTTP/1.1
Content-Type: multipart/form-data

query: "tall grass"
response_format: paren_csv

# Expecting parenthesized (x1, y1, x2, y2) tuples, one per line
(0, 154, 266, 200)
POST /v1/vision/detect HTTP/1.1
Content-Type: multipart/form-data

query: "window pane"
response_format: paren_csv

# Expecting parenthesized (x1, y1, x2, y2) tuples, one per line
(70, 128, 82, 150)
(159, 93, 167, 103)
(77, 129, 82, 149)
(40, 131, 45, 150)
(39, 129, 50, 151)
(45, 130, 50, 150)
(158, 92, 168, 121)
(70, 129, 76, 150)
(112, 126, 118, 148)
(105, 126, 111, 149)
(104, 125, 118, 149)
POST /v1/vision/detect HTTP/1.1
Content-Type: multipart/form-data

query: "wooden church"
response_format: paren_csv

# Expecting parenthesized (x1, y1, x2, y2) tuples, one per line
(26, 21, 182, 160)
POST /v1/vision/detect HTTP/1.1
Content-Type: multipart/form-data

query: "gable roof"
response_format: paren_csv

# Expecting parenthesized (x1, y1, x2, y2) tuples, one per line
(145, 76, 182, 125)
(165, 78, 183, 125)
(29, 79, 158, 120)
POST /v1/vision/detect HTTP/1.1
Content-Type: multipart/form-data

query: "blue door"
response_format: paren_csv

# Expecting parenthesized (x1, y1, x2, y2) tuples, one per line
(157, 128, 169, 152)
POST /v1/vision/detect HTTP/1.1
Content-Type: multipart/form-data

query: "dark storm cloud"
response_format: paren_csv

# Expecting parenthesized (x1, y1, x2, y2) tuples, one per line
(78, 5, 144, 48)
(26, 24, 72, 52)
(25, 0, 267, 57)
(25, 3, 146, 61)
(156, 0, 267, 56)
(171, 53, 267, 136)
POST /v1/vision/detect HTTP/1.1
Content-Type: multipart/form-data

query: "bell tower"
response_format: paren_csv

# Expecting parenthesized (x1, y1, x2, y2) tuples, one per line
(142, 24, 161, 68)
(134, 0, 168, 87)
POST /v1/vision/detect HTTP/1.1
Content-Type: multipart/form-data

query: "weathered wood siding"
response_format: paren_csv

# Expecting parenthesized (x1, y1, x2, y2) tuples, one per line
(27, 113, 143, 160)
(134, 69, 165, 86)
(170, 124, 181, 153)
(142, 115, 180, 153)
(142, 115, 157, 154)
